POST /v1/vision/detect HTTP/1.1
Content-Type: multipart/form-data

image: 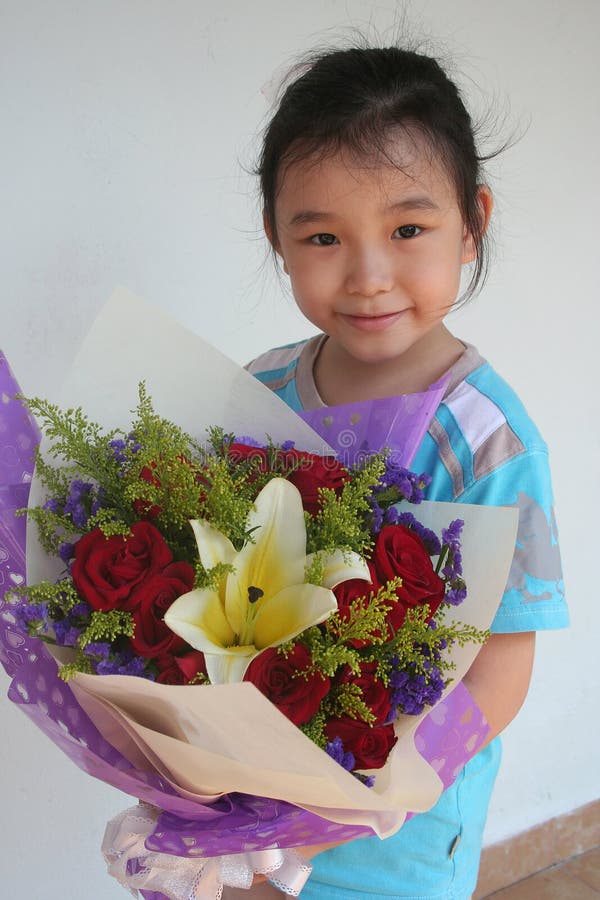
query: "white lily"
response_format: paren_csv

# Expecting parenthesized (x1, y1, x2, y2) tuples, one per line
(164, 477, 370, 684)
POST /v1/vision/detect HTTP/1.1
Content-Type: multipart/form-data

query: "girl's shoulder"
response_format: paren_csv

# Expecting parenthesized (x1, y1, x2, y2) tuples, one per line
(245, 334, 325, 411)
(245, 337, 311, 378)
(416, 342, 552, 506)
(439, 343, 548, 470)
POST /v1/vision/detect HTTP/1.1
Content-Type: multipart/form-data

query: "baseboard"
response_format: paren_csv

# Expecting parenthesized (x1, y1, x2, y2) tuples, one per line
(473, 798, 600, 898)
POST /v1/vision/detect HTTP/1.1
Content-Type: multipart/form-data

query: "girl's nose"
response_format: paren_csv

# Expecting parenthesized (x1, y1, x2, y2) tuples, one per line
(344, 248, 394, 298)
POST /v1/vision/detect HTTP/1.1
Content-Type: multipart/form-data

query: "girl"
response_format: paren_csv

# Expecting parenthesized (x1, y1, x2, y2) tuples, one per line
(242, 45, 568, 900)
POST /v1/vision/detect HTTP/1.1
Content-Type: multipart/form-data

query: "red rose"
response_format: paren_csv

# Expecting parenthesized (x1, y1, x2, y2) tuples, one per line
(324, 717, 397, 770)
(228, 443, 270, 472)
(336, 662, 392, 726)
(372, 526, 446, 633)
(129, 561, 195, 659)
(72, 521, 173, 612)
(244, 644, 330, 726)
(156, 650, 207, 685)
(174, 650, 208, 683)
(282, 449, 350, 516)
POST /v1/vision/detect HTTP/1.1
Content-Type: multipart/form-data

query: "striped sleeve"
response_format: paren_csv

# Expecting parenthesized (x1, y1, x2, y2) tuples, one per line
(415, 361, 568, 633)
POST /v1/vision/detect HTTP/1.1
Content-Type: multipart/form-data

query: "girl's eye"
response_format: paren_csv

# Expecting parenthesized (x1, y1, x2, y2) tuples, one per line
(393, 224, 422, 239)
(310, 233, 338, 246)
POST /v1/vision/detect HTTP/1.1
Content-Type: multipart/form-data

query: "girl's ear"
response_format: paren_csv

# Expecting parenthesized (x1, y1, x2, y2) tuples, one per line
(263, 210, 289, 274)
(462, 185, 493, 263)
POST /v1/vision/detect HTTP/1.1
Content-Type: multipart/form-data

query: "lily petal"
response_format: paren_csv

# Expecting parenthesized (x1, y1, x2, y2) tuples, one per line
(190, 518, 237, 572)
(204, 647, 259, 685)
(226, 479, 306, 633)
(164, 587, 236, 651)
(307, 549, 371, 589)
(252, 583, 338, 649)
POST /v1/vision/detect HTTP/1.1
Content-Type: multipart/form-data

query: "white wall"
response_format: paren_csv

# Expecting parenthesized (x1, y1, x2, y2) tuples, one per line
(1, 1, 598, 896)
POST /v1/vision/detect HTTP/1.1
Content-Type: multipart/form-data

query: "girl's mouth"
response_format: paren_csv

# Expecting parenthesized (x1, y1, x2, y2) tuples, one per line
(340, 311, 405, 332)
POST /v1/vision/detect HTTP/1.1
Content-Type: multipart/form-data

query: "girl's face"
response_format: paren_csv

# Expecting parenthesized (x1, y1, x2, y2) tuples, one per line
(271, 140, 488, 373)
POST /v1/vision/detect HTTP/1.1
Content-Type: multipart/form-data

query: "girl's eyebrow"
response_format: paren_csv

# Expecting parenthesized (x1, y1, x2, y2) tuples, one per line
(387, 197, 440, 212)
(287, 196, 440, 227)
(287, 210, 333, 227)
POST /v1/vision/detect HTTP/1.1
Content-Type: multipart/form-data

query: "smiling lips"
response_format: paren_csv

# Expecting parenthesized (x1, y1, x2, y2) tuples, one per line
(340, 310, 407, 332)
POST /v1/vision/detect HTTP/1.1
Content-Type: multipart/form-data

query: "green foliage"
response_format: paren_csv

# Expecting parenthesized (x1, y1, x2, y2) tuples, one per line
(198, 456, 257, 549)
(324, 683, 376, 725)
(300, 709, 328, 748)
(10, 578, 80, 617)
(304, 552, 326, 587)
(58, 657, 94, 681)
(328, 578, 399, 645)
(78, 609, 135, 648)
(194, 560, 235, 591)
(306, 455, 387, 557)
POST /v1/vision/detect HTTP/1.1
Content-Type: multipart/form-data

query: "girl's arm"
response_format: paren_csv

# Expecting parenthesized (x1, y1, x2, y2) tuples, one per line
(463, 631, 535, 747)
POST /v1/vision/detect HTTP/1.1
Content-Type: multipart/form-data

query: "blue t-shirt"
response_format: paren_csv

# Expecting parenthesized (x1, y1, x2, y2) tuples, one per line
(247, 336, 568, 899)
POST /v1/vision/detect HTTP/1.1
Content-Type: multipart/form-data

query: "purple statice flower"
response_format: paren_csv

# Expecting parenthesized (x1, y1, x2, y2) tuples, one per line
(441, 519, 465, 575)
(108, 438, 128, 465)
(63, 479, 107, 530)
(280, 440, 295, 452)
(388, 656, 445, 718)
(108, 433, 142, 467)
(58, 541, 75, 564)
(82, 641, 112, 660)
(14, 601, 51, 635)
(82, 641, 153, 679)
(53, 599, 93, 646)
(437, 519, 466, 606)
(43, 497, 63, 514)
(325, 736, 355, 773)
(442, 519, 464, 549)
(53, 619, 84, 647)
(96, 654, 153, 679)
(354, 772, 376, 788)
(368, 462, 431, 523)
(63, 479, 94, 528)
(127, 433, 142, 454)
(390, 669, 445, 717)
(70, 600, 92, 618)
(381, 461, 431, 505)
(444, 586, 467, 607)
(396, 511, 442, 555)
(383, 506, 399, 526)
(234, 435, 263, 448)
(371, 502, 384, 533)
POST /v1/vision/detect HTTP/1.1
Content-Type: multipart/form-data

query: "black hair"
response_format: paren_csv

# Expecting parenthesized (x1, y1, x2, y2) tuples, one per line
(258, 45, 493, 301)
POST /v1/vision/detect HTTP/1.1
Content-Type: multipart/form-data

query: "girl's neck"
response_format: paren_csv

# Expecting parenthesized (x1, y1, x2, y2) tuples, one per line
(313, 326, 465, 405)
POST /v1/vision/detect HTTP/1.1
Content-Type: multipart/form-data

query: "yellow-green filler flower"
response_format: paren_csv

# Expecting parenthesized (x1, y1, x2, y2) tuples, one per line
(164, 477, 370, 684)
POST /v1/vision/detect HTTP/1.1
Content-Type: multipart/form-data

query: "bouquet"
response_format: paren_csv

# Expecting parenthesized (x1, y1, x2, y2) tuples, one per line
(0, 290, 518, 899)
(14, 390, 478, 779)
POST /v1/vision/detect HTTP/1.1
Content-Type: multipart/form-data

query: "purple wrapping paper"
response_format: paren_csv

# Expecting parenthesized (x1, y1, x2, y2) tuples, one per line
(0, 349, 488, 894)
(297, 374, 450, 467)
